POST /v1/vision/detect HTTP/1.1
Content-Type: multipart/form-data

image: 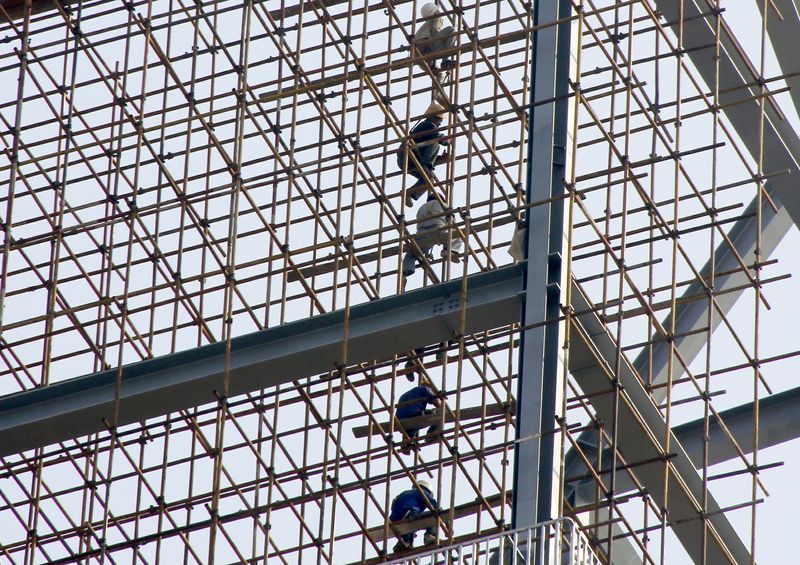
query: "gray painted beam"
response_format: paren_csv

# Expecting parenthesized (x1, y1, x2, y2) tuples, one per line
(3, 262, 796, 562)
(641, 0, 800, 400)
(757, 0, 800, 122)
(569, 284, 751, 565)
(513, 0, 573, 529)
(675, 384, 800, 468)
(568, 386, 800, 524)
(0, 265, 523, 458)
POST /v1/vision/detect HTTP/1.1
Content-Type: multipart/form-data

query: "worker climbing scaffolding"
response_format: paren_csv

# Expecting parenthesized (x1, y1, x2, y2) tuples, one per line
(389, 479, 441, 552)
(413, 3, 457, 82)
(402, 191, 463, 281)
(395, 381, 442, 453)
(397, 101, 451, 206)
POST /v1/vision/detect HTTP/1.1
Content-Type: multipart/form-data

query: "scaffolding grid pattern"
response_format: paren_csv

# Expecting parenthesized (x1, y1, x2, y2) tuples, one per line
(0, 0, 792, 563)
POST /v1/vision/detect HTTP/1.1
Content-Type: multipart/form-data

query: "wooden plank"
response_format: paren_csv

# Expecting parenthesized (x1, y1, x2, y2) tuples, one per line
(258, 28, 531, 104)
(352, 400, 515, 438)
(269, 0, 408, 20)
(287, 214, 515, 282)
(365, 491, 508, 543)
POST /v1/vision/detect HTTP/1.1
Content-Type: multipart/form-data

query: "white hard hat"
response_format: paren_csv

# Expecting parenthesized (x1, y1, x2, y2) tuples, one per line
(421, 3, 439, 18)
(423, 101, 447, 118)
(417, 479, 431, 490)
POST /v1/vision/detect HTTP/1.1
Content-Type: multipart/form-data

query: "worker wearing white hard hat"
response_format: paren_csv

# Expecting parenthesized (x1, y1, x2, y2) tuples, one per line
(414, 2, 457, 76)
(389, 479, 441, 552)
(396, 101, 451, 206)
(420, 2, 439, 18)
(402, 191, 463, 282)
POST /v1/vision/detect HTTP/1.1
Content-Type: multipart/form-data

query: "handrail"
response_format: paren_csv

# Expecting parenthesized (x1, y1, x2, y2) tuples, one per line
(386, 518, 602, 565)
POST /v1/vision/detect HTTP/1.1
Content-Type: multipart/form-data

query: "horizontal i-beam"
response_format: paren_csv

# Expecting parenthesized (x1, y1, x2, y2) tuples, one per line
(0, 265, 523, 458)
(1, 264, 794, 562)
(675, 383, 800, 469)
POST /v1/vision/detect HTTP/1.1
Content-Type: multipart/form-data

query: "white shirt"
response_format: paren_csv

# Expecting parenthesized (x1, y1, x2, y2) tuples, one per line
(417, 17, 444, 42)
(416, 199, 447, 232)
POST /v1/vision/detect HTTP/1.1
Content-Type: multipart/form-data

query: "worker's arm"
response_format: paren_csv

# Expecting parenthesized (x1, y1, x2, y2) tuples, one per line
(415, 20, 434, 42)
(427, 387, 442, 408)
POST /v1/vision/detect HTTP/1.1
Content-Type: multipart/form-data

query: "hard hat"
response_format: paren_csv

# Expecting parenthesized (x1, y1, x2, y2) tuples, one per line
(417, 479, 431, 491)
(424, 101, 447, 118)
(421, 3, 439, 18)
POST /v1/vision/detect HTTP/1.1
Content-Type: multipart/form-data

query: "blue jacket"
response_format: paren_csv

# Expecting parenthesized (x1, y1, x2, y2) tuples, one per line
(409, 119, 449, 147)
(396, 386, 438, 419)
(389, 486, 439, 521)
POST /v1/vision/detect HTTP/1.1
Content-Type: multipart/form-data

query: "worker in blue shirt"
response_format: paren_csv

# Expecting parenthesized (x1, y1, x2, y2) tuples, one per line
(396, 383, 442, 449)
(397, 102, 450, 206)
(389, 479, 440, 552)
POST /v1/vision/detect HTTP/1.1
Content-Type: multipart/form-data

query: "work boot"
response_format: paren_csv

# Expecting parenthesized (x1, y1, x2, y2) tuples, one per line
(424, 533, 438, 545)
(404, 360, 416, 382)
(440, 59, 457, 71)
(399, 441, 414, 455)
(393, 539, 412, 553)
(441, 248, 461, 263)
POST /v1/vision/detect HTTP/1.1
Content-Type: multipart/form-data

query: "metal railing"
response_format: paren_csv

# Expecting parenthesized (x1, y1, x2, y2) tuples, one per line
(387, 519, 602, 565)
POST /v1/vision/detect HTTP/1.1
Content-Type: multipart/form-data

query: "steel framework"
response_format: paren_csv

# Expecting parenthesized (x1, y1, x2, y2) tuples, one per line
(1, 0, 799, 564)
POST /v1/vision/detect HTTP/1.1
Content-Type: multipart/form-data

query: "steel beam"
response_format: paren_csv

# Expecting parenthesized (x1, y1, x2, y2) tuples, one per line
(0, 265, 523, 458)
(569, 383, 800, 505)
(512, 0, 573, 530)
(569, 284, 751, 565)
(674, 384, 800, 468)
(641, 0, 800, 401)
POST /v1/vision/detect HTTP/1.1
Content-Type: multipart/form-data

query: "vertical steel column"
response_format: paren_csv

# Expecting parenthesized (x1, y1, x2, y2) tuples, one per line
(512, 0, 572, 528)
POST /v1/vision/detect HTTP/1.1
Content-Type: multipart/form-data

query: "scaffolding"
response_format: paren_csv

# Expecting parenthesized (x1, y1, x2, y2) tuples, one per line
(1, 0, 798, 563)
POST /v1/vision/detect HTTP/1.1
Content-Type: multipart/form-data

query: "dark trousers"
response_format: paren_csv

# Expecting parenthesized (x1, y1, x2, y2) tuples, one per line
(405, 408, 436, 439)
(398, 145, 441, 185)
(398, 510, 438, 545)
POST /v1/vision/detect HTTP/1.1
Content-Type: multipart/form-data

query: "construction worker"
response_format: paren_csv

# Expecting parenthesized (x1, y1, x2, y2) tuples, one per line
(402, 192, 462, 278)
(414, 3, 457, 76)
(397, 102, 450, 206)
(389, 479, 440, 552)
(395, 381, 442, 456)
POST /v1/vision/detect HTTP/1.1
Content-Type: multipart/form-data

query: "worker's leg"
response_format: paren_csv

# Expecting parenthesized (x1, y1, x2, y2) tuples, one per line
(426, 405, 443, 439)
(402, 249, 417, 277)
(423, 522, 439, 545)
(434, 27, 456, 69)
(418, 144, 441, 169)
(403, 235, 435, 278)
(404, 346, 426, 381)
(434, 26, 456, 50)
(406, 164, 433, 206)
(399, 410, 423, 454)
(440, 228, 463, 261)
